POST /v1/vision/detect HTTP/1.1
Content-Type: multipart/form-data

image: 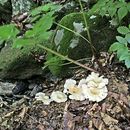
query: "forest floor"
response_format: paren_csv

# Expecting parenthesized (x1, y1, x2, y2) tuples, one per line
(0, 52, 130, 130)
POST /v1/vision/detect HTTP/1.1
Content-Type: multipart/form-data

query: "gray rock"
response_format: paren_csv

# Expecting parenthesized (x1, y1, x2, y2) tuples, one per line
(55, 13, 117, 59)
(0, 45, 46, 80)
(30, 84, 43, 97)
(0, 81, 15, 96)
(11, 0, 34, 16)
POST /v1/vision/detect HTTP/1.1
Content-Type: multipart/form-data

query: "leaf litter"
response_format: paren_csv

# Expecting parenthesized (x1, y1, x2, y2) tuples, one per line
(0, 55, 130, 130)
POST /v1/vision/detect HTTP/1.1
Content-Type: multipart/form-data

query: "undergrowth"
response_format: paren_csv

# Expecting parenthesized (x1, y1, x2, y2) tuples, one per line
(0, 0, 129, 76)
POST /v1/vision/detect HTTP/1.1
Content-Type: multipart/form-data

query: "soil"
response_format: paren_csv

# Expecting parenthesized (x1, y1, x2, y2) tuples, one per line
(0, 53, 130, 130)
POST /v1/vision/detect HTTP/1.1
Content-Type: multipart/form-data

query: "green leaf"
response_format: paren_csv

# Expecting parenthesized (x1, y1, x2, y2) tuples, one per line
(119, 51, 129, 61)
(108, 6, 117, 18)
(36, 31, 52, 42)
(127, 3, 130, 12)
(117, 26, 130, 35)
(30, 3, 61, 16)
(88, 0, 107, 15)
(0, 24, 19, 41)
(115, 1, 125, 8)
(45, 56, 64, 76)
(125, 56, 130, 68)
(34, 12, 53, 32)
(118, 6, 128, 21)
(117, 45, 128, 58)
(99, 7, 107, 16)
(13, 38, 35, 48)
(109, 42, 125, 52)
(116, 36, 127, 44)
(25, 12, 53, 39)
(125, 33, 130, 43)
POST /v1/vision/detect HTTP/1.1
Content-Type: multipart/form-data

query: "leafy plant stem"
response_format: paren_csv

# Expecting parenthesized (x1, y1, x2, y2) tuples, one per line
(78, 0, 96, 55)
(37, 44, 97, 72)
(54, 21, 95, 50)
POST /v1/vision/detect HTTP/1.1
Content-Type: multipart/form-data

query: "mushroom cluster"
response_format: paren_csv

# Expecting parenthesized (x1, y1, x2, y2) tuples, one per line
(35, 72, 109, 104)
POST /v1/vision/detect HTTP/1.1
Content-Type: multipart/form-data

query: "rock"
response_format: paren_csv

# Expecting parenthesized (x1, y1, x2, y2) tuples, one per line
(0, 81, 15, 96)
(0, 0, 12, 23)
(0, 45, 46, 80)
(12, 81, 29, 95)
(47, 12, 117, 77)
(11, 0, 34, 16)
(30, 84, 43, 97)
(54, 12, 117, 59)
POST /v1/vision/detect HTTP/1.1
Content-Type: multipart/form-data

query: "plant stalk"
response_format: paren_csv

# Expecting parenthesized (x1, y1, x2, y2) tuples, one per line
(37, 44, 96, 72)
(54, 22, 96, 51)
(78, 0, 96, 55)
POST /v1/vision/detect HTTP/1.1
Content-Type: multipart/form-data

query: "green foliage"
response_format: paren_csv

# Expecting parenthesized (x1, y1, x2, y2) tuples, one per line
(0, 3, 64, 76)
(25, 12, 54, 42)
(30, 3, 61, 16)
(89, 0, 130, 68)
(45, 56, 64, 76)
(0, 24, 19, 41)
(109, 25, 130, 68)
(12, 11, 54, 48)
(89, 0, 130, 23)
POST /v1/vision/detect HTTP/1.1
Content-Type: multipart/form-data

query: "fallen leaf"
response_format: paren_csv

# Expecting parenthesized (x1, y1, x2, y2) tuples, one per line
(18, 106, 28, 119)
(63, 102, 75, 130)
(37, 124, 45, 130)
(4, 111, 14, 118)
(120, 93, 129, 106)
(100, 112, 118, 126)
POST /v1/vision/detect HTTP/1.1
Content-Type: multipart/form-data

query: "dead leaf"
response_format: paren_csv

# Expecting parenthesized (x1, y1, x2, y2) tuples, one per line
(41, 110, 48, 116)
(4, 111, 14, 118)
(109, 125, 122, 130)
(88, 120, 94, 130)
(100, 112, 118, 126)
(18, 106, 28, 119)
(92, 118, 103, 129)
(37, 124, 45, 130)
(120, 93, 129, 106)
(63, 102, 75, 130)
(112, 106, 122, 114)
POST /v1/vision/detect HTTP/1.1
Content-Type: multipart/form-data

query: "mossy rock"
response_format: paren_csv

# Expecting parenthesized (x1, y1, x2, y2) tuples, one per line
(0, 0, 12, 23)
(11, 0, 34, 16)
(54, 12, 117, 60)
(0, 45, 45, 79)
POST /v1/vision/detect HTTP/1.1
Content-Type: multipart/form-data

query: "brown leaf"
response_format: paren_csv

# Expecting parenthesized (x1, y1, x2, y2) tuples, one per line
(108, 92, 119, 100)
(109, 125, 122, 130)
(92, 118, 103, 129)
(18, 106, 28, 119)
(120, 93, 129, 106)
(37, 124, 45, 130)
(100, 112, 118, 126)
(63, 102, 75, 130)
(4, 111, 14, 118)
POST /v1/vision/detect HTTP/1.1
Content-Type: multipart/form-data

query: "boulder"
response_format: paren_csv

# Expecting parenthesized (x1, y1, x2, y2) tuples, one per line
(47, 12, 117, 77)
(54, 12, 117, 59)
(11, 0, 34, 16)
(0, 0, 12, 23)
(0, 45, 45, 79)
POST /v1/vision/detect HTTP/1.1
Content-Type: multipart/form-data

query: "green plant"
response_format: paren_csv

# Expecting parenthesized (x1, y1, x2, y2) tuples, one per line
(88, 0, 130, 68)
(0, 3, 95, 76)
(89, 0, 130, 23)
(109, 25, 130, 68)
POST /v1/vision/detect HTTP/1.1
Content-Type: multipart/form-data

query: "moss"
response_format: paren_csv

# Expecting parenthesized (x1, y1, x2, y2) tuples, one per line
(0, 44, 45, 79)
(54, 12, 117, 59)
